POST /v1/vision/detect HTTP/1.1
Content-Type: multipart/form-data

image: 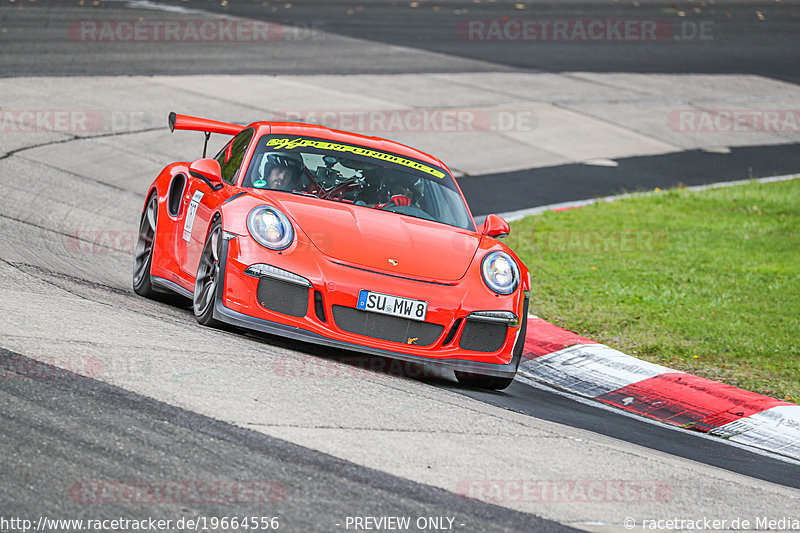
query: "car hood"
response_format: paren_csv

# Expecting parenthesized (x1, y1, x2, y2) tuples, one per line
(270, 194, 480, 281)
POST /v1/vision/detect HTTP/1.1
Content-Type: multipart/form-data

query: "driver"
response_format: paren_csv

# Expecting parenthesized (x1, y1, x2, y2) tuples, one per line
(376, 173, 420, 209)
(255, 152, 305, 191)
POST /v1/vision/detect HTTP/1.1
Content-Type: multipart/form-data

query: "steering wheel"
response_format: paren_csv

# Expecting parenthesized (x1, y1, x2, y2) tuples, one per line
(377, 195, 412, 210)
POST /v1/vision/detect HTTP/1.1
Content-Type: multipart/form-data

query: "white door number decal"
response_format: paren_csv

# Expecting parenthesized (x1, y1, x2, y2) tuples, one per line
(183, 190, 205, 242)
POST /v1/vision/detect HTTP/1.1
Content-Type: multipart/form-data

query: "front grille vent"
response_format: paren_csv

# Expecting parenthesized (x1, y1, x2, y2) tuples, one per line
(256, 277, 309, 317)
(332, 305, 444, 346)
(458, 319, 507, 352)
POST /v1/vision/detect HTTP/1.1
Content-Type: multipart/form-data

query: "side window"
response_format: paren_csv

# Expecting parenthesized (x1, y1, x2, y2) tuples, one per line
(215, 128, 254, 184)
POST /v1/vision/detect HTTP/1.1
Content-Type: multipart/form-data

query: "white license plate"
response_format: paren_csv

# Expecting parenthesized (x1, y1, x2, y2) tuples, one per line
(357, 290, 427, 322)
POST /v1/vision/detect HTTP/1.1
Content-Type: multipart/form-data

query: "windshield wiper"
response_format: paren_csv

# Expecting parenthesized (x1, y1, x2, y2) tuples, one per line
(290, 190, 319, 198)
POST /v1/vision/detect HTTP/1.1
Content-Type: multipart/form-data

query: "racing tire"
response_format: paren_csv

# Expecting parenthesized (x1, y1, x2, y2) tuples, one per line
(133, 193, 190, 306)
(133, 193, 161, 299)
(454, 371, 515, 391)
(193, 219, 226, 328)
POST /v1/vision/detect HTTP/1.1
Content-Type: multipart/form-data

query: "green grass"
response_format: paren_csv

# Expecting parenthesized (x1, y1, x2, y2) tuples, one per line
(507, 178, 800, 401)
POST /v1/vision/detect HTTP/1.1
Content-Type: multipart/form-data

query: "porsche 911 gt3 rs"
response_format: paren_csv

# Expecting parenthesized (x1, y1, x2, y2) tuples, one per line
(133, 112, 529, 390)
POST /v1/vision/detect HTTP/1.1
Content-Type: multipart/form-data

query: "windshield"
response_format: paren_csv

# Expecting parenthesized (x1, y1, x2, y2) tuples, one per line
(241, 135, 474, 231)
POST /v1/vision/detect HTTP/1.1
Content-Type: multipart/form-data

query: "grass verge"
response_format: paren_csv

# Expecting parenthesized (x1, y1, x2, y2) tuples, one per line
(507, 178, 799, 401)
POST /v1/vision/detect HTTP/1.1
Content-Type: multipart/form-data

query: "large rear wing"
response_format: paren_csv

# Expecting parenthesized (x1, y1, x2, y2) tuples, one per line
(168, 111, 244, 157)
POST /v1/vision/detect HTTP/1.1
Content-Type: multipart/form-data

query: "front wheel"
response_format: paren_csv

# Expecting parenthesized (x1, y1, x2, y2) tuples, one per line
(454, 371, 515, 391)
(193, 219, 226, 328)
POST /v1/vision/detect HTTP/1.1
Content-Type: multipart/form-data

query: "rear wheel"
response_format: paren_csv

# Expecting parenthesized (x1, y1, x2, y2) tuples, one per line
(454, 371, 515, 391)
(133, 193, 159, 298)
(193, 219, 226, 328)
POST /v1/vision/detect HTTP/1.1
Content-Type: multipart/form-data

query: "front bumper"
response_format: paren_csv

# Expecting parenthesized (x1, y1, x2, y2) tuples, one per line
(213, 234, 528, 378)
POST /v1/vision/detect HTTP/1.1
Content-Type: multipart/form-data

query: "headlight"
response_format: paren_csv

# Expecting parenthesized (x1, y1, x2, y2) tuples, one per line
(247, 206, 294, 250)
(481, 251, 520, 295)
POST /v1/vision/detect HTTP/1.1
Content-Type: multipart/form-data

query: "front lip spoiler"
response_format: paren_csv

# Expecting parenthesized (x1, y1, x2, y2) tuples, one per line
(212, 298, 520, 378)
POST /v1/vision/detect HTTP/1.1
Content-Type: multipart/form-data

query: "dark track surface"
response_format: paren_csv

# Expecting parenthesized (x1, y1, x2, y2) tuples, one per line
(3, 0, 800, 82)
(0, 348, 576, 533)
(462, 142, 800, 216)
(133, 0, 800, 83)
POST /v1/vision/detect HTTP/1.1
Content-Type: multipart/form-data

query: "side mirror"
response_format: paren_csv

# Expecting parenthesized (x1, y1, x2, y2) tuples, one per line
(481, 214, 510, 238)
(189, 158, 224, 190)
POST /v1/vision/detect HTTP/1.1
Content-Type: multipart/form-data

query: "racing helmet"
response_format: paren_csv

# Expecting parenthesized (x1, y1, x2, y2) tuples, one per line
(261, 152, 304, 181)
(251, 151, 305, 190)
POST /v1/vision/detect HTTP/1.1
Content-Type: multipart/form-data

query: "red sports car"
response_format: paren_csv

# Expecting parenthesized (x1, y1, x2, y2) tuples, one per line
(133, 112, 530, 389)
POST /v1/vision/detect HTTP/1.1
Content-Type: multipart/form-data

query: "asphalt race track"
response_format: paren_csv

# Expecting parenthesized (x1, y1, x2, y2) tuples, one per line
(0, 348, 568, 532)
(7, 0, 800, 81)
(1, 1, 799, 532)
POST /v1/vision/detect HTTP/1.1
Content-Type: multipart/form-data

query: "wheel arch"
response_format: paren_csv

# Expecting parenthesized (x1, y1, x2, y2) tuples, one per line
(143, 186, 159, 212)
(203, 210, 224, 239)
